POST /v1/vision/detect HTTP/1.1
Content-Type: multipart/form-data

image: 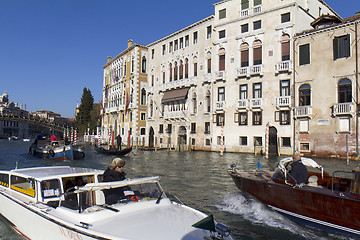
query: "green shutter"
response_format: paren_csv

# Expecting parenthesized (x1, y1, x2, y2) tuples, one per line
(333, 37, 339, 60)
(345, 34, 351, 57)
(254, 0, 262, 6)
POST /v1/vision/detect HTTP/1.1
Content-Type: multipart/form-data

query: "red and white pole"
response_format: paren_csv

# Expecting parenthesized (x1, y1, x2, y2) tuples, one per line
(220, 124, 224, 156)
(265, 122, 269, 159)
(74, 129, 77, 146)
(70, 128, 74, 143)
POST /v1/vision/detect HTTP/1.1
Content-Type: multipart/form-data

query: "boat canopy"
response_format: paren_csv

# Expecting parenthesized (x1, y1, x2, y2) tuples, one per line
(278, 157, 325, 181)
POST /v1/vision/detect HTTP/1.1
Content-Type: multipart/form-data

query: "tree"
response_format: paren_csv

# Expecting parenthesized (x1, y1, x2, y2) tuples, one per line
(76, 88, 95, 135)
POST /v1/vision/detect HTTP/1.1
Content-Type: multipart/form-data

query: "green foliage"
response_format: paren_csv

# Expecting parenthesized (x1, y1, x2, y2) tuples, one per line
(76, 88, 99, 135)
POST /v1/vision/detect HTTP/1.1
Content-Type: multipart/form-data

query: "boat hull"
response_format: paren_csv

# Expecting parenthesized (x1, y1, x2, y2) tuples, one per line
(229, 171, 360, 236)
(30, 144, 85, 160)
(94, 145, 132, 156)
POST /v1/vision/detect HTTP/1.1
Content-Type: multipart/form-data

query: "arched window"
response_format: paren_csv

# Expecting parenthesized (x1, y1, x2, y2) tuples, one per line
(185, 58, 189, 78)
(240, 43, 249, 67)
(141, 88, 146, 105)
(174, 62, 178, 81)
(192, 93, 197, 114)
(207, 52, 212, 73)
(142, 57, 147, 73)
(193, 57, 198, 77)
(299, 84, 311, 106)
(253, 40, 262, 65)
(179, 60, 184, 79)
(150, 100, 153, 118)
(338, 78, 352, 103)
(169, 63, 173, 82)
(219, 48, 225, 71)
(281, 34, 290, 61)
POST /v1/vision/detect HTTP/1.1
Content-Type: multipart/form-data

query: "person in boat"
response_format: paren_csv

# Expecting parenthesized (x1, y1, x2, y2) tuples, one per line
(289, 152, 308, 185)
(116, 135, 122, 150)
(102, 158, 127, 204)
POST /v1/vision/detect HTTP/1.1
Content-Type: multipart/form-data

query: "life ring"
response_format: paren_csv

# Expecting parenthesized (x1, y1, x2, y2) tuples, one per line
(49, 149, 55, 157)
(130, 195, 139, 202)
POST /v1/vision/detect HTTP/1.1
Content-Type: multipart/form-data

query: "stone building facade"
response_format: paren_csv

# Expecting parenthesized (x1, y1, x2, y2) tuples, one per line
(146, 0, 337, 155)
(293, 14, 360, 158)
(101, 40, 148, 146)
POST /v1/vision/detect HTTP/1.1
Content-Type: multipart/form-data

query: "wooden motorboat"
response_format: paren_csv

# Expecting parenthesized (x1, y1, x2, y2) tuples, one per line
(94, 145, 132, 156)
(0, 166, 232, 240)
(229, 157, 360, 237)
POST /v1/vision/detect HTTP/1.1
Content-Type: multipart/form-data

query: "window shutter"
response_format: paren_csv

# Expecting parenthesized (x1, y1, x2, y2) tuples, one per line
(333, 37, 339, 60)
(282, 41, 290, 58)
(234, 113, 239, 123)
(345, 34, 351, 58)
(253, 46, 262, 65)
(219, 55, 225, 71)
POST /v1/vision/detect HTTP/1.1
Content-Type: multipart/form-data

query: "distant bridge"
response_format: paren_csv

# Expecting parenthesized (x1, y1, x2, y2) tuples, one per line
(0, 115, 68, 133)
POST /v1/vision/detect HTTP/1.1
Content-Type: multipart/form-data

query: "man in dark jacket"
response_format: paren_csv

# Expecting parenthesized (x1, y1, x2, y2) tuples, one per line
(289, 152, 308, 185)
(103, 158, 126, 204)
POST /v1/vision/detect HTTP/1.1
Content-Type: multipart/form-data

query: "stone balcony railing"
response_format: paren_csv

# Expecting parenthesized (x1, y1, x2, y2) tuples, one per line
(333, 102, 355, 115)
(294, 106, 312, 118)
(215, 71, 226, 81)
(163, 110, 188, 119)
(159, 77, 197, 92)
(236, 65, 263, 78)
(275, 61, 292, 73)
(250, 65, 263, 76)
(236, 99, 249, 110)
(215, 101, 225, 111)
(240, 5, 262, 17)
(236, 67, 249, 78)
(276, 96, 291, 108)
(250, 98, 262, 109)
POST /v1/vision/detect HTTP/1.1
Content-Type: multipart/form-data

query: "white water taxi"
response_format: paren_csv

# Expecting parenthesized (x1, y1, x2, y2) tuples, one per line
(0, 166, 232, 240)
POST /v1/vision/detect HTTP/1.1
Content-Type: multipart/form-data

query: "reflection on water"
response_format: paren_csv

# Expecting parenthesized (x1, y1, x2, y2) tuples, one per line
(0, 139, 357, 240)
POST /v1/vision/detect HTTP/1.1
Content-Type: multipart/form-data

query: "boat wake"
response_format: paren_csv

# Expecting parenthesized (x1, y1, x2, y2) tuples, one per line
(215, 191, 352, 240)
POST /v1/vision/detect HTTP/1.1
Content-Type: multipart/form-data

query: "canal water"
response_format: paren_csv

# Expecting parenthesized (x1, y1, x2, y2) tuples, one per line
(0, 139, 357, 240)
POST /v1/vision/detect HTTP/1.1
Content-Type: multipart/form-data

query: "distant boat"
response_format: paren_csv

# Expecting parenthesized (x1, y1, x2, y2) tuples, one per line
(29, 140, 85, 160)
(8, 136, 18, 141)
(22, 138, 31, 142)
(94, 145, 132, 156)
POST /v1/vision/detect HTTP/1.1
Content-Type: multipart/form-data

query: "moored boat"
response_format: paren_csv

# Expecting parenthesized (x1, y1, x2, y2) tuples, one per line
(229, 157, 360, 237)
(94, 145, 132, 156)
(0, 166, 232, 240)
(29, 139, 85, 160)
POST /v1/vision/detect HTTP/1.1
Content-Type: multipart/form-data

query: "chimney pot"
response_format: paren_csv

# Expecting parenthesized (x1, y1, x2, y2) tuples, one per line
(128, 39, 133, 48)
(107, 56, 111, 63)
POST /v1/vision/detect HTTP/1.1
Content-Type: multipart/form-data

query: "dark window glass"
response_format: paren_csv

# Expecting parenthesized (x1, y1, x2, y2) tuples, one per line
(253, 20, 261, 30)
(338, 78, 352, 103)
(299, 84, 311, 106)
(281, 12, 291, 23)
(239, 112, 248, 125)
(299, 43, 310, 65)
(280, 110, 290, 125)
(219, 30, 226, 39)
(333, 35, 350, 60)
(241, 24, 249, 33)
(219, 9, 226, 19)
(241, 0, 249, 10)
(253, 111, 262, 125)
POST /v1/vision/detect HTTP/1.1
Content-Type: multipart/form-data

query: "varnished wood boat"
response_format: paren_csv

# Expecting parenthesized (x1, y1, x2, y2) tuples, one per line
(94, 145, 132, 156)
(229, 157, 360, 237)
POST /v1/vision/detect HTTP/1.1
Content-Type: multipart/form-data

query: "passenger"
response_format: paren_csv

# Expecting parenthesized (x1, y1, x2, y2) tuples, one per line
(116, 135, 122, 150)
(289, 152, 308, 185)
(102, 158, 127, 205)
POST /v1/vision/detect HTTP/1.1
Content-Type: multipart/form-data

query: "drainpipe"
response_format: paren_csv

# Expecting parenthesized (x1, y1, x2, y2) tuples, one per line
(356, 20, 359, 157)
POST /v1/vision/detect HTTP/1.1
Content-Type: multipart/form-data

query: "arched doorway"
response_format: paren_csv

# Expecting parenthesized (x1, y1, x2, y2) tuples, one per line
(269, 126, 278, 156)
(178, 126, 187, 149)
(149, 127, 154, 148)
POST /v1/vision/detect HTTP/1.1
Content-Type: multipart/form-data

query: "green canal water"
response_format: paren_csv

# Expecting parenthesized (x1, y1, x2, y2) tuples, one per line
(0, 139, 356, 240)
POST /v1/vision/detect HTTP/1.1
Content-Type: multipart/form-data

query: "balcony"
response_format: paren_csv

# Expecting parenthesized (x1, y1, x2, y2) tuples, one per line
(250, 98, 262, 109)
(294, 106, 312, 118)
(159, 78, 197, 92)
(202, 73, 212, 84)
(215, 71, 226, 81)
(236, 67, 249, 78)
(275, 61, 292, 73)
(276, 96, 291, 109)
(163, 110, 188, 120)
(215, 101, 225, 112)
(241, 9, 249, 17)
(237, 99, 249, 110)
(253, 5, 262, 14)
(333, 103, 355, 116)
(250, 65, 263, 76)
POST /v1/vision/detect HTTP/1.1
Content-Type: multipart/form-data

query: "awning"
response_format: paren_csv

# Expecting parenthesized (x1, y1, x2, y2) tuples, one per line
(162, 88, 189, 103)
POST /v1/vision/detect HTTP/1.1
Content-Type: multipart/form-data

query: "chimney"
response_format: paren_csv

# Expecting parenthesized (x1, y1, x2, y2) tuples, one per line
(128, 39, 133, 48)
(107, 56, 111, 63)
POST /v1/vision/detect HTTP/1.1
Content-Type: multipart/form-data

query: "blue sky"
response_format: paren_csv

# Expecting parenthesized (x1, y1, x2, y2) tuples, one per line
(0, 0, 358, 118)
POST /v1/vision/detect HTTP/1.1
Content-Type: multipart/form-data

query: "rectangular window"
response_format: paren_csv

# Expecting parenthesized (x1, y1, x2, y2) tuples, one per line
(280, 80, 290, 96)
(140, 112, 146, 121)
(253, 111, 262, 125)
(140, 128, 146, 135)
(162, 45, 166, 55)
(280, 110, 290, 125)
(241, 0, 249, 10)
(254, 136, 262, 146)
(253, 20, 261, 30)
(205, 139, 211, 146)
(239, 112, 248, 125)
(282, 137, 291, 147)
(194, 62, 198, 76)
(174, 40, 178, 51)
(219, 30, 226, 39)
(167, 124, 172, 133)
(281, 12, 291, 23)
(253, 82, 262, 98)
(241, 23, 249, 33)
(333, 34, 350, 60)
(41, 179, 60, 199)
(240, 84, 248, 99)
(219, 9, 226, 19)
(180, 37, 183, 49)
(0, 173, 9, 187)
(205, 122, 210, 134)
(299, 43, 310, 65)
(193, 32, 198, 44)
(339, 117, 350, 132)
(219, 54, 225, 71)
(185, 35, 189, 47)
(253, 45, 262, 65)
(300, 142, 310, 151)
(191, 123, 196, 133)
(207, 26, 212, 39)
(218, 87, 225, 101)
(254, 0, 262, 6)
(299, 119, 309, 132)
(216, 113, 225, 126)
(159, 124, 164, 133)
(169, 42, 173, 53)
(240, 136, 248, 146)
(208, 58, 211, 73)
(11, 175, 35, 197)
(217, 136, 225, 145)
